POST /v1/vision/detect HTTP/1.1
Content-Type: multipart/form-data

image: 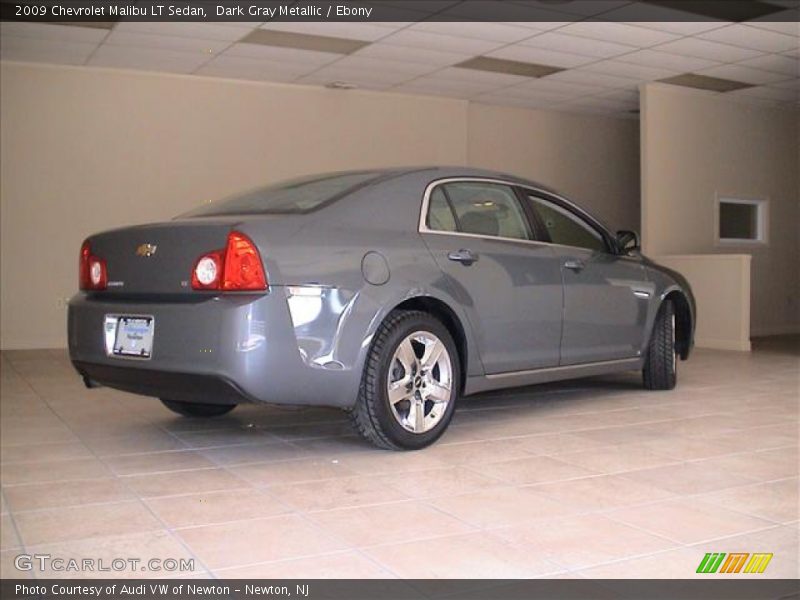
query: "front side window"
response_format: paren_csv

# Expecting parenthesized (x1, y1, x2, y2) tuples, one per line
(527, 194, 607, 253)
(427, 181, 531, 241)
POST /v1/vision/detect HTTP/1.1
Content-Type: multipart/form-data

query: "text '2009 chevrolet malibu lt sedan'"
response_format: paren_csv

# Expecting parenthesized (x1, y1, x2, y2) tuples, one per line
(68, 167, 695, 450)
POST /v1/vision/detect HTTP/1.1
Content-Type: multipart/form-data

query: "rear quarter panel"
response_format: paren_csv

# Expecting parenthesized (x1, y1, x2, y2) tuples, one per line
(236, 175, 484, 406)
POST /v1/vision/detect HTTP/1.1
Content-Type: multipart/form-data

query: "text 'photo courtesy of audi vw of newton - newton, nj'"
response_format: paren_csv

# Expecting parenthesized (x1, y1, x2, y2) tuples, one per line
(68, 167, 695, 450)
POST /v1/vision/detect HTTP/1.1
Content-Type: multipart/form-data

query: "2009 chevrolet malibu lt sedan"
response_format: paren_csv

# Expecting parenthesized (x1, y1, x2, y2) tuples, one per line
(69, 167, 695, 450)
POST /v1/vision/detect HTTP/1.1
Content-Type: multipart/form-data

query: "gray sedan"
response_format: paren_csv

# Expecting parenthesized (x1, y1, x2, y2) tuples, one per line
(68, 167, 695, 449)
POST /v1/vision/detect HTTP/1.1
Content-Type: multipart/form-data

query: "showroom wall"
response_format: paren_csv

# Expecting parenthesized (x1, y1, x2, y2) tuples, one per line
(468, 103, 640, 232)
(641, 83, 800, 338)
(0, 61, 640, 348)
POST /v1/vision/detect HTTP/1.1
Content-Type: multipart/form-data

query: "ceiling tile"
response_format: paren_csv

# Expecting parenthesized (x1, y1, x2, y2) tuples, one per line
(521, 31, 637, 58)
(0, 22, 109, 43)
(435, 65, 536, 86)
(353, 43, 466, 67)
(297, 67, 412, 89)
(697, 63, 791, 85)
(616, 49, 723, 72)
(488, 85, 579, 102)
(223, 43, 341, 66)
(579, 59, 679, 80)
(486, 44, 597, 68)
(653, 38, 764, 63)
(729, 85, 799, 102)
(737, 53, 799, 76)
(503, 21, 572, 31)
(113, 22, 252, 42)
(624, 21, 730, 35)
(511, 78, 611, 96)
(410, 21, 537, 43)
(545, 69, 639, 90)
(392, 76, 498, 98)
(105, 31, 230, 54)
(378, 29, 507, 54)
(771, 78, 800, 90)
(556, 22, 680, 47)
(0, 36, 97, 65)
(259, 22, 395, 42)
(195, 55, 314, 82)
(471, 93, 561, 110)
(327, 55, 441, 77)
(698, 24, 799, 53)
(87, 45, 210, 73)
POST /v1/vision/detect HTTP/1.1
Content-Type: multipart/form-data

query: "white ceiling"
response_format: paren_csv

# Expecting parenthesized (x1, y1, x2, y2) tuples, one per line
(1, 5, 798, 118)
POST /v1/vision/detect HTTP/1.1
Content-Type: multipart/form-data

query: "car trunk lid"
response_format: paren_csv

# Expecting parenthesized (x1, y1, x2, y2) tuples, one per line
(86, 218, 245, 297)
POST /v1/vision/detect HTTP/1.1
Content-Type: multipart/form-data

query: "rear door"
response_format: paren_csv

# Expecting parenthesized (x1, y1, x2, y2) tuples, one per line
(420, 180, 563, 374)
(523, 191, 652, 365)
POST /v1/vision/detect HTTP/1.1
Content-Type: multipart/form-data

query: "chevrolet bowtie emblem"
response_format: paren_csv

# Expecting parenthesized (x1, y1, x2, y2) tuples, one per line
(136, 243, 158, 257)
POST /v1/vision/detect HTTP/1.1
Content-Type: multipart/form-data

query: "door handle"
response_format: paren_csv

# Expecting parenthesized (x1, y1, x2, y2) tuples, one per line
(448, 249, 478, 266)
(563, 259, 585, 271)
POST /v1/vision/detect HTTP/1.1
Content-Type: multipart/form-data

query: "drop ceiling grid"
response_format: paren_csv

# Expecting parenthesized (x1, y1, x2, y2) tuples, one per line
(0, 7, 797, 117)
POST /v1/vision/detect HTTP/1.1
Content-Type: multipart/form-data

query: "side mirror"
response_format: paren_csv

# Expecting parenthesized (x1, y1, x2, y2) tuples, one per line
(616, 230, 640, 253)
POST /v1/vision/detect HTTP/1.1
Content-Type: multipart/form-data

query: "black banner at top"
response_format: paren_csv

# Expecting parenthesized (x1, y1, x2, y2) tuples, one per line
(1, 0, 799, 23)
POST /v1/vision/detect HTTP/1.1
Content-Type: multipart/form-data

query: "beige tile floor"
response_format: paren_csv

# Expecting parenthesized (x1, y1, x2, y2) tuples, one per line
(0, 337, 797, 579)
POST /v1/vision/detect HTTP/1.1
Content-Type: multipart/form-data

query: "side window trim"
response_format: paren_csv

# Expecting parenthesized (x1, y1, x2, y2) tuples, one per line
(419, 177, 613, 252)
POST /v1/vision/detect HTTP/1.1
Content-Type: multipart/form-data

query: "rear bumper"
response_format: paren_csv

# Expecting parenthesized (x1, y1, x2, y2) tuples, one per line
(67, 289, 363, 408)
(73, 360, 247, 405)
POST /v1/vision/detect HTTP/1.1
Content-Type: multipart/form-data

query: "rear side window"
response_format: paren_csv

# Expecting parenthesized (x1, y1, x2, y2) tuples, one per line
(182, 171, 382, 217)
(427, 181, 531, 241)
(427, 187, 457, 232)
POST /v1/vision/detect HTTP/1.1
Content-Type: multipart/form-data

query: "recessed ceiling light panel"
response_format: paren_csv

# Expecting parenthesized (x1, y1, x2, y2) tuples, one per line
(456, 56, 564, 79)
(659, 73, 755, 92)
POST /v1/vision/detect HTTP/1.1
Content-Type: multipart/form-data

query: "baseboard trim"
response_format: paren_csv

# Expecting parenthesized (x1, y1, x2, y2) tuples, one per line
(750, 325, 800, 338)
(695, 337, 751, 352)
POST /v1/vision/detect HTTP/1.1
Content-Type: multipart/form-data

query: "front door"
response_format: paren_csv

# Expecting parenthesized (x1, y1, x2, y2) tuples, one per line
(420, 180, 563, 374)
(524, 192, 653, 365)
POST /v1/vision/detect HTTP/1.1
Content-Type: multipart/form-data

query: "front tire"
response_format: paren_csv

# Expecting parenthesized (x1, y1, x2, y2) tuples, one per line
(349, 310, 460, 450)
(160, 399, 237, 418)
(643, 300, 677, 390)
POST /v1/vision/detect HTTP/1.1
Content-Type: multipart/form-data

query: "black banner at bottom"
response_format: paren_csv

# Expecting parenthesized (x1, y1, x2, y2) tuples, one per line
(2, 579, 799, 600)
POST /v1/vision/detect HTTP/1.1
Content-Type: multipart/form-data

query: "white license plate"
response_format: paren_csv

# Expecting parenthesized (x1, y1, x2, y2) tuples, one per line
(104, 315, 154, 359)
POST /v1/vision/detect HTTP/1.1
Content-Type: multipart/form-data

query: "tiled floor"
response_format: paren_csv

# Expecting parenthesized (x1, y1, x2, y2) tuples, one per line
(1, 338, 797, 579)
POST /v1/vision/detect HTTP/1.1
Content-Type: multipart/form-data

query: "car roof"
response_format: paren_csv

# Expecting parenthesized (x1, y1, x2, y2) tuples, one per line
(361, 166, 562, 196)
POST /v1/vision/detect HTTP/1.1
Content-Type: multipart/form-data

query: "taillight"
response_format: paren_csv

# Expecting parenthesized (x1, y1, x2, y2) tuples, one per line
(79, 240, 107, 291)
(192, 232, 267, 292)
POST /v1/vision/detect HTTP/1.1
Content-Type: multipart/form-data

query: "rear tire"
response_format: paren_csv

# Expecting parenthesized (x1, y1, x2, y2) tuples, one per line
(160, 399, 237, 418)
(349, 310, 460, 450)
(643, 300, 677, 391)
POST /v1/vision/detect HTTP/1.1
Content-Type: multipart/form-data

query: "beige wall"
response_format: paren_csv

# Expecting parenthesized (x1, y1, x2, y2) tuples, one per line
(641, 83, 800, 338)
(0, 61, 640, 349)
(655, 255, 752, 351)
(468, 103, 641, 232)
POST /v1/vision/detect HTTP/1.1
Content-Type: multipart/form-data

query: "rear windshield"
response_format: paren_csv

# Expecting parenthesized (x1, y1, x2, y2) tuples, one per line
(182, 171, 383, 217)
